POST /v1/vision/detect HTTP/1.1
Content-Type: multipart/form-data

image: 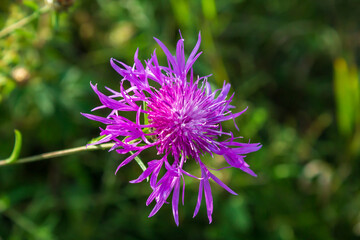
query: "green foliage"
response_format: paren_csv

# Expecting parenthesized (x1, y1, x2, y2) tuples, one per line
(334, 58, 360, 137)
(0, 0, 360, 239)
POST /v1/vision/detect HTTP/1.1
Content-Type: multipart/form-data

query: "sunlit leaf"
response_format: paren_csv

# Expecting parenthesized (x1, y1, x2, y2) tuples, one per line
(23, 0, 39, 11)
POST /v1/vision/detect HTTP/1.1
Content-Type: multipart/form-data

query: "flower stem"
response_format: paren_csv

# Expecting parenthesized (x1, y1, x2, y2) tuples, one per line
(0, 143, 114, 167)
(0, 5, 52, 39)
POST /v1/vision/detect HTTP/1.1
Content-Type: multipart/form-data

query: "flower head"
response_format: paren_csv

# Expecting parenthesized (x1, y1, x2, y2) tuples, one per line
(82, 32, 261, 225)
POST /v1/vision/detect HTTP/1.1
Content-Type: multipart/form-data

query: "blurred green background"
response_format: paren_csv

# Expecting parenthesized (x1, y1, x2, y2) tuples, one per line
(1, 0, 360, 239)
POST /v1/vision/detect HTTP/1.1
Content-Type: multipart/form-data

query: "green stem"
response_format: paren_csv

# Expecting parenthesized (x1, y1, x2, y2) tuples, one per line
(0, 5, 52, 39)
(0, 143, 114, 167)
(130, 150, 149, 181)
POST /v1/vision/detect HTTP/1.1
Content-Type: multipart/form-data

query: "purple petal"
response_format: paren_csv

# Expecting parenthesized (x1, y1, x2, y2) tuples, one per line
(134, 48, 145, 72)
(181, 174, 185, 205)
(172, 178, 181, 226)
(239, 165, 257, 177)
(129, 164, 156, 183)
(86, 134, 113, 146)
(208, 171, 237, 195)
(110, 58, 131, 76)
(115, 151, 141, 174)
(81, 113, 114, 125)
(176, 38, 185, 76)
(185, 32, 201, 72)
(203, 176, 213, 223)
(216, 82, 231, 102)
(150, 158, 165, 188)
(91, 83, 135, 111)
(193, 180, 203, 218)
(222, 107, 248, 122)
(148, 198, 166, 218)
(153, 37, 177, 70)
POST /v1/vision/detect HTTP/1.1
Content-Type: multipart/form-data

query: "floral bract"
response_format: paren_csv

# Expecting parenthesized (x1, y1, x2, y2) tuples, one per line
(82, 32, 261, 226)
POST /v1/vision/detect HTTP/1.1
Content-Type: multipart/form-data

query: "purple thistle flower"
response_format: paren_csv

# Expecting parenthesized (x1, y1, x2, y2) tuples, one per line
(82, 32, 261, 226)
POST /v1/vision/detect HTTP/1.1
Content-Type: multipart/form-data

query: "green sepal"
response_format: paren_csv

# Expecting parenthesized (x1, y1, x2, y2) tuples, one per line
(87, 135, 107, 145)
(143, 101, 149, 125)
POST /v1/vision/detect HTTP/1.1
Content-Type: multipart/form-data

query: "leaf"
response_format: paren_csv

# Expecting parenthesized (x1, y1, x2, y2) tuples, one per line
(23, 0, 39, 11)
(333, 58, 358, 136)
(51, 11, 60, 31)
(6, 130, 22, 163)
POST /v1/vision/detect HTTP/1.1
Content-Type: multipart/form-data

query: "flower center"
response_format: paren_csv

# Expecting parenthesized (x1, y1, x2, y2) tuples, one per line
(147, 82, 213, 156)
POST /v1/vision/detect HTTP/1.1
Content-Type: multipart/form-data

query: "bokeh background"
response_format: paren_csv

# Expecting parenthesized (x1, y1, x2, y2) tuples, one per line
(1, 0, 360, 239)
